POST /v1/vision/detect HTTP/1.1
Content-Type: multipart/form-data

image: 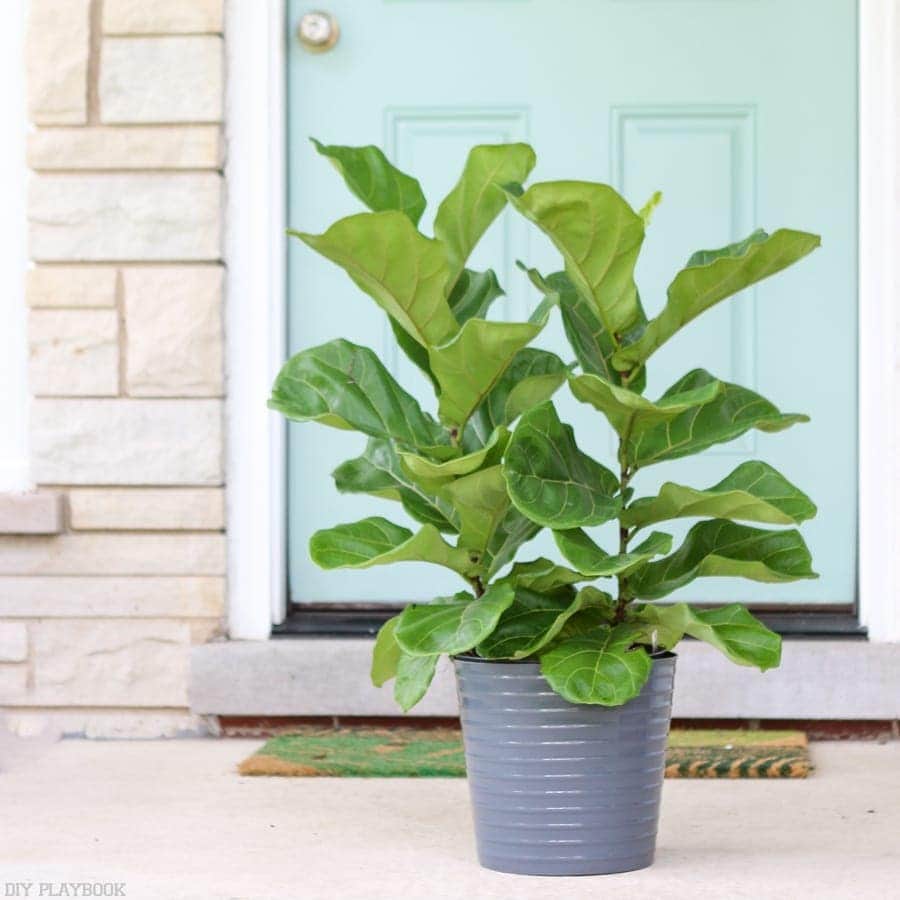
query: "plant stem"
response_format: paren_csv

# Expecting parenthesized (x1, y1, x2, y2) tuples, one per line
(614, 454, 633, 624)
(469, 575, 485, 598)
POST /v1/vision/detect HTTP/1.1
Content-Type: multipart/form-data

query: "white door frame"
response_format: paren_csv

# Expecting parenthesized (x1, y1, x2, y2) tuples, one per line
(224, 0, 900, 643)
(857, 0, 900, 643)
(224, 0, 288, 639)
(0, 0, 30, 492)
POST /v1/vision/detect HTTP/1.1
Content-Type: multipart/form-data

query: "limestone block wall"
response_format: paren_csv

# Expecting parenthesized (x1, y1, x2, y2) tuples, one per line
(0, 0, 227, 737)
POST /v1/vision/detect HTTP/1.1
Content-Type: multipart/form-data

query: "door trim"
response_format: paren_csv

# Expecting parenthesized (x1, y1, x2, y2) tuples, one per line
(225, 0, 900, 643)
(858, 0, 900, 642)
(224, 0, 288, 639)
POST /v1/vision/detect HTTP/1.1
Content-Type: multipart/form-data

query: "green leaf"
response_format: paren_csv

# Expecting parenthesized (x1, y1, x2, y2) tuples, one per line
(448, 268, 505, 326)
(554, 529, 673, 577)
(539, 625, 652, 706)
(613, 228, 821, 370)
(333, 444, 399, 499)
(398, 427, 508, 485)
(371, 615, 402, 686)
(311, 138, 427, 226)
(568, 371, 722, 439)
(291, 211, 459, 348)
(435, 143, 537, 294)
(429, 316, 546, 429)
(553, 590, 619, 640)
(395, 582, 516, 656)
(518, 265, 644, 390)
(465, 348, 569, 448)
(310, 517, 475, 577)
(507, 181, 645, 338)
(630, 520, 818, 600)
(559, 280, 620, 377)
(401, 270, 507, 392)
(333, 438, 457, 533)
(503, 557, 585, 594)
(482, 506, 542, 579)
(634, 602, 781, 671)
(622, 460, 817, 529)
(477, 586, 600, 660)
(269, 339, 449, 451)
(503, 401, 621, 529)
(638, 190, 663, 225)
(439, 466, 511, 572)
(394, 652, 439, 711)
(500, 354, 570, 422)
(628, 369, 809, 468)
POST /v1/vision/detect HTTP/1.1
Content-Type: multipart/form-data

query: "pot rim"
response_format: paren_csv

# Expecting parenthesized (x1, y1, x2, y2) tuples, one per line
(453, 649, 677, 664)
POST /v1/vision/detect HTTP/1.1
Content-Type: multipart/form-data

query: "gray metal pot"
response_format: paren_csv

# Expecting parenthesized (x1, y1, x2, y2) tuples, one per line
(453, 653, 676, 876)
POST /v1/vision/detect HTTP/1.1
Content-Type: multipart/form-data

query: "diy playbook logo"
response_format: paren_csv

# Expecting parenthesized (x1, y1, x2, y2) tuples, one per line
(4, 886, 126, 897)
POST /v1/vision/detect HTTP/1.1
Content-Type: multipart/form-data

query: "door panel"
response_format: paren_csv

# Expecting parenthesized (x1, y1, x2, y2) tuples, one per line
(286, 0, 858, 606)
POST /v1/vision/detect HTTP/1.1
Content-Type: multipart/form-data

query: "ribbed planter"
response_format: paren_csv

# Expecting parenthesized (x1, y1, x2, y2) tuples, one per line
(453, 653, 676, 876)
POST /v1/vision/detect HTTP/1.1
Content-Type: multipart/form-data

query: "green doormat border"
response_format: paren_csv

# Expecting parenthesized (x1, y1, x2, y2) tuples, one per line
(238, 727, 811, 779)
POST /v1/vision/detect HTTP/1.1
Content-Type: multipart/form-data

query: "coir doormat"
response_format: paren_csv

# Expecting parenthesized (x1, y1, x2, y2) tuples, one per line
(238, 727, 811, 779)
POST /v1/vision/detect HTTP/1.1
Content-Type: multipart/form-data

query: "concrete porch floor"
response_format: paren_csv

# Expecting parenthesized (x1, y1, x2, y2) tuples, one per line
(0, 739, 897, 900)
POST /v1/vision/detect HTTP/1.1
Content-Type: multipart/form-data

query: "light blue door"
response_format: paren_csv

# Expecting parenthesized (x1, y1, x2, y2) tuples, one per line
(286, 0, 857, 607)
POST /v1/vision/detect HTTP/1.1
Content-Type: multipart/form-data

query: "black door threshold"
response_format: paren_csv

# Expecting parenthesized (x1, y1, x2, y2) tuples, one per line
(273, 605, 867, 640)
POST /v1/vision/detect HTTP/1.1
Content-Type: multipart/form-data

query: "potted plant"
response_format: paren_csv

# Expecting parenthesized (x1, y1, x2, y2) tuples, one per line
(269, 140, 820, 876)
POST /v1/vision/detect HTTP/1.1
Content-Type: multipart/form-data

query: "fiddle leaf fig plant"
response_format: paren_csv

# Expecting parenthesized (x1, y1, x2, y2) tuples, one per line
(270, 139, 820, 712)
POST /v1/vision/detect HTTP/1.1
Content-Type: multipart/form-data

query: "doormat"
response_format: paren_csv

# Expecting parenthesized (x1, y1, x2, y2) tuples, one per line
(238, 727, 811, 779)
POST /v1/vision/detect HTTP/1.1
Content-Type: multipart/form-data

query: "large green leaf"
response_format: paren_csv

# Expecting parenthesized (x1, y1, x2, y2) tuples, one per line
(371, 615, 402, 686)
(311, 138, 426, 226)
(394, 652, 439, 712)
(429, 317, 545, 429)
(465, 348, 569, 448)
(435, 143, 537, 294)
(398, 427, 508, 485)
(628, 369, 809, 468)
(448, 268, 505, 325)
(556, 275, 621, 374)
(568, 371, 722, 439)
(333, 438, 457, 533)
(309, 517, 475, 577)
(539, 624, 652, 706)
(503, 557, 585, 594)
(634, 602, 781, 671)
(631, 519, 818, 600)
(554, 529, 673, 578)
(520, 266, 647, 392)
(477, 586, 601, 660)
(269, 339, 450, 451)
(503, 401, 621, 529)
(395, 582, 515, 656)
(439, 466, 511, 571)
(507, 181, 645, 338)
(613, 228, 821, 370)
(292, 211, 459, 348)
(622, 461, 817, 529)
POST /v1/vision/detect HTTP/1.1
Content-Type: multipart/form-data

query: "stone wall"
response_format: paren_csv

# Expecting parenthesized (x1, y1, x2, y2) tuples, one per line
(0, 0, 226, 737)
